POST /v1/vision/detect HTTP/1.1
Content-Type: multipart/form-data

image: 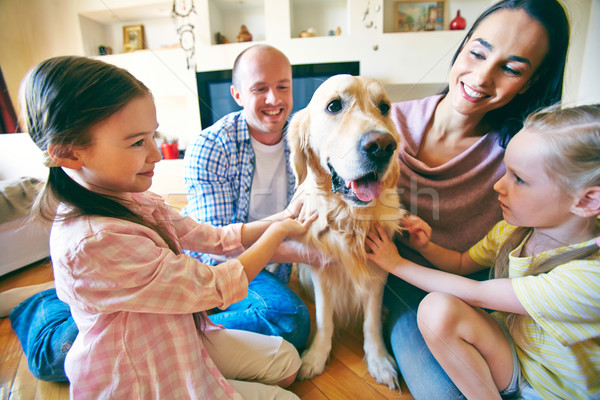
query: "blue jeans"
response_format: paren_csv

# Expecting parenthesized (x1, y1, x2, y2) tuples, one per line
(383, 269, 489, 400)
(9, 270, 309, 382)
(208, 269, 309, 350)
(9, 289, 76, 381)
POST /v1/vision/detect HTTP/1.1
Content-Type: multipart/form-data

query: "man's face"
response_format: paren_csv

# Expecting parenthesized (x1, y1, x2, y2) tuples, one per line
(231, 49, 293, 145)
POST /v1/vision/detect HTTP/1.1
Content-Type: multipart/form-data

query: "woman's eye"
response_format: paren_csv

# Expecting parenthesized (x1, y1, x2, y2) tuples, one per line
(502, 66, 521, 76)
(379, 102, 390, 116)
(470, 50, 484, 60)
(326, 99, 343, 114)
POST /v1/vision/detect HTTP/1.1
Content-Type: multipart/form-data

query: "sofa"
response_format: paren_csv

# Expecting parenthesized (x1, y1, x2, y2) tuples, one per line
(0, 133, 187, 277)
(0, 133, 50, 276)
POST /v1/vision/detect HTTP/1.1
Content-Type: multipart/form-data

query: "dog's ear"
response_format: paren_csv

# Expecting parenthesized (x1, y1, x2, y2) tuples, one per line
(287, 108, 310, 186)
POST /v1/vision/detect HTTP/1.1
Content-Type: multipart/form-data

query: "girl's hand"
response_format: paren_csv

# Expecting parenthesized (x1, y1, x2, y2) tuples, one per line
(366, 222, 403, 273)
(277, 210, 318, 239)
(401, 215, 432, 251)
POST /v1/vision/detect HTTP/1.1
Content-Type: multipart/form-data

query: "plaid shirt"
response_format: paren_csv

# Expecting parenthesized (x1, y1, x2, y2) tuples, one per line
(52, 192, 247, 399)
(182, 111, 295, 281)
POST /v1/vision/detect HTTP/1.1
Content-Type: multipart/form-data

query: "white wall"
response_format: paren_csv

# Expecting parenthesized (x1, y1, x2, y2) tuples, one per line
(575, 0, 600, 105)
(192, 0, 599, 105)
(94, 49, 201, 148)
(561, 0, 598, 106)
(1, 0, 599, 143)
(0, 0, 84, 112)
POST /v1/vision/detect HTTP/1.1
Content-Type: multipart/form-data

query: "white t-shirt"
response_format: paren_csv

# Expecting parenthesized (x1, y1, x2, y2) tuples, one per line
(247, 137, 288, 222)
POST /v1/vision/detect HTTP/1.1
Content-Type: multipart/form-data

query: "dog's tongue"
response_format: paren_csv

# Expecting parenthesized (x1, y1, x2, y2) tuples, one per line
(350, 180, 382, 202)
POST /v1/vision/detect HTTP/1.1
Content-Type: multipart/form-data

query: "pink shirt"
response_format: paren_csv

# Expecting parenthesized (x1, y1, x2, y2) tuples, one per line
(51, 192, 247, 399)
(392, 95, 505, 265)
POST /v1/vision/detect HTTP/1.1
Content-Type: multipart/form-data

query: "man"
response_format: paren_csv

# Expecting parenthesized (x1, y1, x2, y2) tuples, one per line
(182, 44, 309, 350)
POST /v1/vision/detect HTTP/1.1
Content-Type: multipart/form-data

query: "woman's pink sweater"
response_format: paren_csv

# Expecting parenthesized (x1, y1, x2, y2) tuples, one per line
(391, 95, 505, 265)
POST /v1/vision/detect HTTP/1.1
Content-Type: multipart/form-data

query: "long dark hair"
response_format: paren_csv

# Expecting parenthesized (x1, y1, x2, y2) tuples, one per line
(21, 56, 180, 250)
(21, 55, 208, 333)
(444, 0, 570, 146)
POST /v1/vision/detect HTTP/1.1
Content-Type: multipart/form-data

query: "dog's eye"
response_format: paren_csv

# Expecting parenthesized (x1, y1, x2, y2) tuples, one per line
(378, 102, 390, 116)
(326, 99, 343, 114)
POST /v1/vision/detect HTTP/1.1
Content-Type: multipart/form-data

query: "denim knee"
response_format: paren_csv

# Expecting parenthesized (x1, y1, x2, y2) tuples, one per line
(384, 276, 463, 399)
(209, 270, 310, 351)
(260, 297, 309, 351)
(10, 289, 76, 382)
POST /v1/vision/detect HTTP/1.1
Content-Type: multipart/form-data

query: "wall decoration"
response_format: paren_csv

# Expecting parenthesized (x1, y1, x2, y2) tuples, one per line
(394, 1, 446, 32)
(172, 0, 197, 69)
(215, 32, 229, 44)
(123, 24, 145, 52)
(237, 25, 253, 42)
(450, 9, 467, 30)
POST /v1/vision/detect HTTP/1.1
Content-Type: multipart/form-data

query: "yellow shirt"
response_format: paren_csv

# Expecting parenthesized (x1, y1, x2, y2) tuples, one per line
(469, 221, 600, 400)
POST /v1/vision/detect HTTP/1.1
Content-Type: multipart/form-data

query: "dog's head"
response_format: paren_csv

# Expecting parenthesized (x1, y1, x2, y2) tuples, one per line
(287, 75, 400, 207)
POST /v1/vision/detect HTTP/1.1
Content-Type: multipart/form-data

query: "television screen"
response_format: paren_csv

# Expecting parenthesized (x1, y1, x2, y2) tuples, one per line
(196, 61, 360, 129)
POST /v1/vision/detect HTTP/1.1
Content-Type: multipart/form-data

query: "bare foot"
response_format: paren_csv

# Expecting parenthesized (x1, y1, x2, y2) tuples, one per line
(0, 281, 55, 317)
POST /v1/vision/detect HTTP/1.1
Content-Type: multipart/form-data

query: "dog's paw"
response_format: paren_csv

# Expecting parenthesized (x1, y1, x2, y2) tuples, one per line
(298, 349, 329, 380)
(366, 353, 399, 390)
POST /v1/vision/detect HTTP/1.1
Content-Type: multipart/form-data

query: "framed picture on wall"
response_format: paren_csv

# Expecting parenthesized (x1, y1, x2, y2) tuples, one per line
(394, 1, 446, 32)
(123, 24, 145, 52)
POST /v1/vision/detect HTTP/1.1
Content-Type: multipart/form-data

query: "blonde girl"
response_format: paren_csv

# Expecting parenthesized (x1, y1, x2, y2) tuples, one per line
(367, 104, 600, 399)
(21, 55, 316, 400)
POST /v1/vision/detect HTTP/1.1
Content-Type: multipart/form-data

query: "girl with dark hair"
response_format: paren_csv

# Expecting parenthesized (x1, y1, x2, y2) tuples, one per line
(386, 0, 571, 398)
(15, 55, 316, 399)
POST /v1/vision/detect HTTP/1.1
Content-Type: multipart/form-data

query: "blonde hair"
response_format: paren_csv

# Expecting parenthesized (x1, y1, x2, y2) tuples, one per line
(491, 104, 600, 338)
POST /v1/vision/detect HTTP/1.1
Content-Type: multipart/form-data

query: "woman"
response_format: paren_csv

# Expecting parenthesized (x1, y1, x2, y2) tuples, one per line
(384, 0, 570, 398)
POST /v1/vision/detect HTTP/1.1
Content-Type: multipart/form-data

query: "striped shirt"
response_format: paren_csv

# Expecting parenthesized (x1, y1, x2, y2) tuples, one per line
(52, 192, 248, 399)
(469, 221, 600, 399)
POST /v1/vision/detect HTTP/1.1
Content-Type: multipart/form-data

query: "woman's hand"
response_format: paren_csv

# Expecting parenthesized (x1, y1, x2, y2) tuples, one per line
(366, 222, 404, 273)
(401, 215, 432, 251)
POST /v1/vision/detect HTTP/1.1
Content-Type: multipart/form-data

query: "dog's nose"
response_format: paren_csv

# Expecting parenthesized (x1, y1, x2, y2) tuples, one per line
(359, 132, 397, 162)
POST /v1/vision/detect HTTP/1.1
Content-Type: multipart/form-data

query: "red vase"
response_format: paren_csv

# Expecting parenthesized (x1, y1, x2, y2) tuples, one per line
(450, 10, 466, 30)
(161, 142, 179, 159)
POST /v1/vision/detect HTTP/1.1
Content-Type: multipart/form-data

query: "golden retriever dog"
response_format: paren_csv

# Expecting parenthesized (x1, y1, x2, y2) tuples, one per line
(287, 74, 406, 390)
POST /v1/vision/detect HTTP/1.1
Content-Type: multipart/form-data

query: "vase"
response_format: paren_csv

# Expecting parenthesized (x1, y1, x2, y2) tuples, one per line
(450, 10, 466, 30)
(161, 142, 179, 159)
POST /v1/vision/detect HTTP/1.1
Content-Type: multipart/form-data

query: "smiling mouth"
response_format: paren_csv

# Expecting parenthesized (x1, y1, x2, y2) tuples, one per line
(462, 83, 489, 99)
(328, 163, 383, 206)
(263, 109, 283, 116)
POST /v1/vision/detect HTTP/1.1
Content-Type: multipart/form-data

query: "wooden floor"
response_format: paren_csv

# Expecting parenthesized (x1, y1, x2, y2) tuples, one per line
(0, 260, 70, 400)
(0, 259, 413, 400)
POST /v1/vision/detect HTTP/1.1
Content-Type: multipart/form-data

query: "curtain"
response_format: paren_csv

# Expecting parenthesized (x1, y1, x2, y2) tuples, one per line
(0, 66, 18, 133)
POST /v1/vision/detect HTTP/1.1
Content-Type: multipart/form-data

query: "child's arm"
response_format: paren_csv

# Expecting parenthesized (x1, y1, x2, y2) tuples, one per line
(238, 216, 316, 281)
(367, 222, 527, 315)
(237, 199, 305, 248)
(402, 216, 484, 276)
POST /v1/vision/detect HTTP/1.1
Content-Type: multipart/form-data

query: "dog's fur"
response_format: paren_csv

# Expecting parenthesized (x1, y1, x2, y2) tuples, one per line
(287, 75, 406, 389)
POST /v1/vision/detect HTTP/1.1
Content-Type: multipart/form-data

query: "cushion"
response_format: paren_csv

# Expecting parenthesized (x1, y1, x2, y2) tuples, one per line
(0, 177, 43, 224)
